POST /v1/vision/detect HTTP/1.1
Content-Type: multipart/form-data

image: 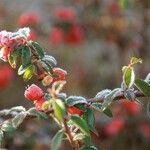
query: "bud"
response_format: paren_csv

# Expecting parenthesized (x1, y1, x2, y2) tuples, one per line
(42, 75, 53, 86)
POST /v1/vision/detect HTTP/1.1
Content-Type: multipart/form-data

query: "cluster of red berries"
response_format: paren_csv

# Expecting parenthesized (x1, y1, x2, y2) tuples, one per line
(16, 9, 83, 47)
(17, 13, 39, 27)
(24, 67, 67, 111)
(24, 66, 83, 116)
(49, 7, 83, 46)
(112, 100, 141, 117)
(0, 28, 33, 62)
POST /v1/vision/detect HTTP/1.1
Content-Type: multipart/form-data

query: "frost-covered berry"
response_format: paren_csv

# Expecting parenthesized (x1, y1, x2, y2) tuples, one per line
(0, 30, 13, 48)
(24, 84, 44, 101)
(34, 98, 45, 111)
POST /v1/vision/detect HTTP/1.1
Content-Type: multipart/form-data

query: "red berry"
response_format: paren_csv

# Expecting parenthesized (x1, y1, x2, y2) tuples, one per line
(24, 84, 44, 101)
(34, 98, 45, 111)
(104, 119, 124, 137)
(52, 67, 66, 83)
(17, 13, 39, 27)
(139, 123, 150, 138)
(121, 101, 140, 116)
(0, 65, 13, 89)
(64, 25, 83, 45)
(49, 27, 64, 47)
(67, 106, 83, 116)
(53, 7, 77, 23)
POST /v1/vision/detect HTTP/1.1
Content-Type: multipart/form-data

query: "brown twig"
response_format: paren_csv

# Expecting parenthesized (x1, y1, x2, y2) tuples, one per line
(63, 118, 79, 150)
(0, 108, 54, 121)
(87, 91, 145, 103)
(0, 91, 145, 121)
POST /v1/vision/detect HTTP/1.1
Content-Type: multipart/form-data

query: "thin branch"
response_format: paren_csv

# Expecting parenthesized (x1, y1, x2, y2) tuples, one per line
(87, 91, 145, 103)
(26, 109, 54, 120)
(0, 108, 54, 120)
(63, 118, 79, 150)
(0, 91, 145, 120)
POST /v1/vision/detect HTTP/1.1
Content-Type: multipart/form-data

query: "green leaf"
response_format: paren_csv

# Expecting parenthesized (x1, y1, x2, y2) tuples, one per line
(66, 96, 87, 106)
(8, 49, 20, 68)
(53, 99, 65, 122)
(23, 65, 34, 81)
(80, 146, 98, 150)
(119, 0, 128, 11)
(83, 135, 91, 146)
(70, 115, 90, 136)
(130, 57, 142, 65)
(134, 79, 150, 97)
(22, 46, 31, 68)
(105, 88, 122, 102)
(1, 121, 14, 132)
(41, 60, 53, 74)
(74, 104, 87, 112)
(103, 108, 113, 118)
(147, 101, 150, 117)
(51, 130, 63, 150)
(83, 109, 97, 134)
(145, 73, 150, 84)
(0, 130, 4, 143)
(57, 93, 67, 102)
(42, 55, 57, 67)
(95, 89, 111, 99)
(123, 67, 135, 88)
(91, 103, 102, 111)
(32, 42, 44, 58)
(10, 106, 26, 112)
(12, 112, 27, 128)
(18, 64, 31, 75)
(101, 89, 120, 111)
(28, 107, 48, 120)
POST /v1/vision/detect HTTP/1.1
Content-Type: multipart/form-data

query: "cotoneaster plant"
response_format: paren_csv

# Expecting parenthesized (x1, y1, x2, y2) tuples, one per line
(0, 28, 150, 150)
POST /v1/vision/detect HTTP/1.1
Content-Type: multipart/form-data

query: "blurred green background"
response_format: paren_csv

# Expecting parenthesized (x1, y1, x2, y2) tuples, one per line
(0, 0, 150, 149)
